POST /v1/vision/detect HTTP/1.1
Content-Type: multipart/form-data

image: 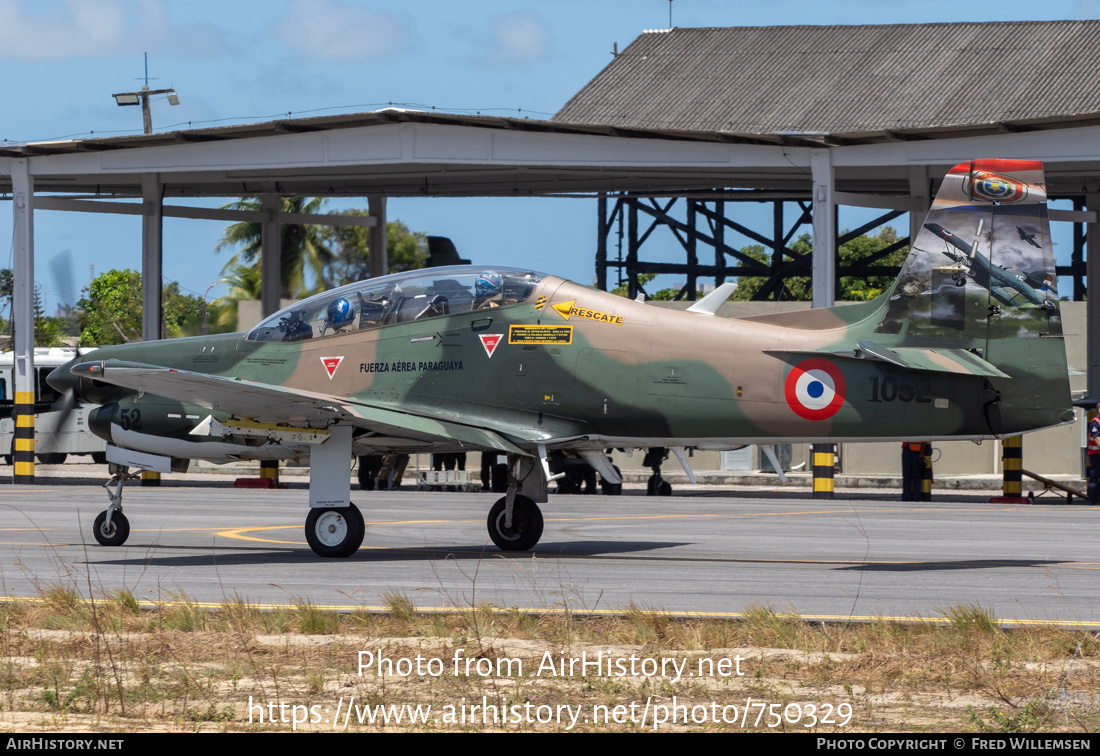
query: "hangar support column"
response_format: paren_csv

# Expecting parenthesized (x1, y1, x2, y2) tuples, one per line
(260, 194, 281, 318)
(908, 166, 931, 239)
(368, 196, 387, 278)
(259, 194, 282, 488)
(11, 160, 35, 483)
(810, 150, 836, 308)
(140, 175, 164, 486)
(141, 175, 164, 341)
(1089, 193, 1100, 403)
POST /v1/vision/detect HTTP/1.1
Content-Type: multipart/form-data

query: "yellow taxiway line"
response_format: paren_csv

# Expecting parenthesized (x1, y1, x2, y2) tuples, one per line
(0, 593, 1095, 629)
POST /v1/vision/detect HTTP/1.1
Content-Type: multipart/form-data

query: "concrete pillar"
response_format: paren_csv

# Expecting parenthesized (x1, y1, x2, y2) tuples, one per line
(140, 174, 163, 341)
(259, 195, 282, 485)
(1087, 193, 1100, 401)
(368, 195, 387, 278)
(260, 194, 281, 317)
(908, 165, 931, 243)
(11, 160, 35, 483)
(140, 174, 163, 485)
(811, 443, 835, 499)
(810, 149, 835, 308)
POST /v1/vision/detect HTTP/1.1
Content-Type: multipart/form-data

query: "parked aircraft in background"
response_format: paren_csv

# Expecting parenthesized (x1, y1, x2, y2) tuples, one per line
(47, 159, 1072, 558)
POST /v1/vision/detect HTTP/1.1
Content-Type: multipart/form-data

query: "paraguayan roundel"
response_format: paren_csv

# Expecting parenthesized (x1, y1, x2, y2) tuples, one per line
(783, 358, 846, 421)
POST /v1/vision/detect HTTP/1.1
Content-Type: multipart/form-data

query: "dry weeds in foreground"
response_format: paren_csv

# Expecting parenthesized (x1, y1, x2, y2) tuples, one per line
(0, 591, 1098, 732)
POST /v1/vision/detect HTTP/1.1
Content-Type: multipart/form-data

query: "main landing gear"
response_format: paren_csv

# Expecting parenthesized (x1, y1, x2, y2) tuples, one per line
(305, 503, 365, 558)
(644, 447, 673, 496)
(487, 495, 543, 551)
(484, 452, 549, 552)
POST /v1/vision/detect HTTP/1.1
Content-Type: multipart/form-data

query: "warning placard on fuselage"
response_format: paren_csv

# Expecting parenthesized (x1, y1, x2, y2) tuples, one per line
(508, 325, 573, 345)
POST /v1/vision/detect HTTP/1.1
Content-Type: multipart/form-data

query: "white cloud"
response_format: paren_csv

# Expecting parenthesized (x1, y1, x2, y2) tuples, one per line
(278, 0, 407, 62)
(481, 12, 553, 68)
(0, 0, 227, 59)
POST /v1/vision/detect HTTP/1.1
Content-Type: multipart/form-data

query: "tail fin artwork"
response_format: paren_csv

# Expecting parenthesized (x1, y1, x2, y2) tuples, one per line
(871, 159, 1071, 435)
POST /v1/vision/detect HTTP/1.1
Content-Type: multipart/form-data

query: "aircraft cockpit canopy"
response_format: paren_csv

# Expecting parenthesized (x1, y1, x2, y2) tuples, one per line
(246, 266, 547, 342)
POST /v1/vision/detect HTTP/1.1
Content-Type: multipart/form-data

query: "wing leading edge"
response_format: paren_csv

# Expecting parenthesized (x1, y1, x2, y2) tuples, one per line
(70, 360, 532, 456)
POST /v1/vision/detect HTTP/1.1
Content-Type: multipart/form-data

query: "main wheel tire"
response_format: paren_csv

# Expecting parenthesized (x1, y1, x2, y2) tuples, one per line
(304, 502, 364, 558)
(37, 453, 67, 465)
(487, 495, 544, 551)
(91, 452, 108, 465)
(657, 480, 672, 496)
(93, 510, 130, 547)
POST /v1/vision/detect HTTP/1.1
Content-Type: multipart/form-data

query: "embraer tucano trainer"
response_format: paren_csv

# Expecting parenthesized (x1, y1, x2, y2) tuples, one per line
(48, 159, 1073, 557)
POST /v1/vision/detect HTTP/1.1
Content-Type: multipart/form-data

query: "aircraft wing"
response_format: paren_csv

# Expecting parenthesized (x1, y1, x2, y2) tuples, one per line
(70, 360, 532, 456)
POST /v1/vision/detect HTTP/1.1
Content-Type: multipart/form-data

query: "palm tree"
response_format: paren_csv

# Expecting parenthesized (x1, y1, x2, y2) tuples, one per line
(319, 216, 429, 289)
(206, 264, 263, 333)
(215, 197, 332, 299)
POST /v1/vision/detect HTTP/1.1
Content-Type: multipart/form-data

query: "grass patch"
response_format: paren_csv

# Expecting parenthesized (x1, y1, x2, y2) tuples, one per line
(0, 594, 1097, 731)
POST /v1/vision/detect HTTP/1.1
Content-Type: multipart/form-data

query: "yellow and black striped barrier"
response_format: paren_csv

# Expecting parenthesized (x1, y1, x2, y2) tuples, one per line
(260, 460, 280, 488)
(989, 435, 1031, 504)
(812, 443, 835, 499)
(141, 470, 161, 487)
(921, 442, 933, 502)
(1002, 435, 1023, 498)
(12, 391, 34, 483)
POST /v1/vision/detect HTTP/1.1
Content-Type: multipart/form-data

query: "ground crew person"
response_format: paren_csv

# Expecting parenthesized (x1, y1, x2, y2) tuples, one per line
(901, 441, 924, 502)
(1089, 404, 1100, 504)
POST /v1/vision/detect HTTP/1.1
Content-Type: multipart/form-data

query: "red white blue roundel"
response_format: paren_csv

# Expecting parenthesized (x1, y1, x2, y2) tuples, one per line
(784, 358, 846, 421)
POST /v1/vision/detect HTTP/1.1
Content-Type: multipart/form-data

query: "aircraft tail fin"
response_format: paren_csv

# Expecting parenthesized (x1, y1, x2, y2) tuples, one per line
(872, 159, 1072, 433)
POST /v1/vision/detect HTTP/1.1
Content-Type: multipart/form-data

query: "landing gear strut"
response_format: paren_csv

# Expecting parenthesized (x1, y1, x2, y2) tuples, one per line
(93, 463, 140, 546)
(644, 447, 672, 496)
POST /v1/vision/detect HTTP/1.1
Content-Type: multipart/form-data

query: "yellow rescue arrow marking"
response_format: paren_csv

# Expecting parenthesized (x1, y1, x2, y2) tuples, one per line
(551, 299, 575, 320)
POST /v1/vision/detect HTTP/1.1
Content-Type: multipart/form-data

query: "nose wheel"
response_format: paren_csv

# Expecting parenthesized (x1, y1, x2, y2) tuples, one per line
(92, 463, 140, 546)
(93, 510, 130, 546)
(487, 495, 543, 551)
(305, 503, 365, 558)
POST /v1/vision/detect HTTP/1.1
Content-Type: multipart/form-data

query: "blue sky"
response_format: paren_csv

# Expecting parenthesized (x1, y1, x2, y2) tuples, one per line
(2, 0, 1095, 314)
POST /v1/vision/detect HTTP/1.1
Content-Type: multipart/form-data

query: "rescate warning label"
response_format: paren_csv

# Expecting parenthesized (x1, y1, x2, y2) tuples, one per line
(551, 300, 624, 326)
(509, 325, 573, 344)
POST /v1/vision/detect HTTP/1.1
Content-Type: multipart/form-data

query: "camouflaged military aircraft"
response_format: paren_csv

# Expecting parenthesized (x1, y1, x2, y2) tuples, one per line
(46, 158, 1073, 558)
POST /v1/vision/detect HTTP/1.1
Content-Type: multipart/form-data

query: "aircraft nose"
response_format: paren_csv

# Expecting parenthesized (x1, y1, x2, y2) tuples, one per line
(46, 362, 78, 395)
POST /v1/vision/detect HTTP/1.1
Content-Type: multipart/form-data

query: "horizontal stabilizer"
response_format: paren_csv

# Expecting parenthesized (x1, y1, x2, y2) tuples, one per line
(765, 341, 1010, 378)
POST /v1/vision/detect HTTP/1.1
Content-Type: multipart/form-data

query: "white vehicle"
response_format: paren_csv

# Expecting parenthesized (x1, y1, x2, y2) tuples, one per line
(0, 347, 106, 465)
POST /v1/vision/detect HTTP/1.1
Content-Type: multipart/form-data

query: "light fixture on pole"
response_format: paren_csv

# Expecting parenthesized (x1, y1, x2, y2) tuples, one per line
(111, 53, 179, 134)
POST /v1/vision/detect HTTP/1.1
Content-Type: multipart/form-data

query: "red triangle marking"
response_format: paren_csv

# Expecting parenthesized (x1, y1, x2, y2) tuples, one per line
(479, 334, 502, 358)
(321, 356, 344, 379)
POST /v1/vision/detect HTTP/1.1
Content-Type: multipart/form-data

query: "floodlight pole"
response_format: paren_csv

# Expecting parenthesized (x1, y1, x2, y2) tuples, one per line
(111, 85, 178, 134)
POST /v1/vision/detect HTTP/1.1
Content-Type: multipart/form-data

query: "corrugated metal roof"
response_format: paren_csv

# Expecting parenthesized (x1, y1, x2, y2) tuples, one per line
(553, 22, 1100, 141)
(0, 107, 720, 159)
